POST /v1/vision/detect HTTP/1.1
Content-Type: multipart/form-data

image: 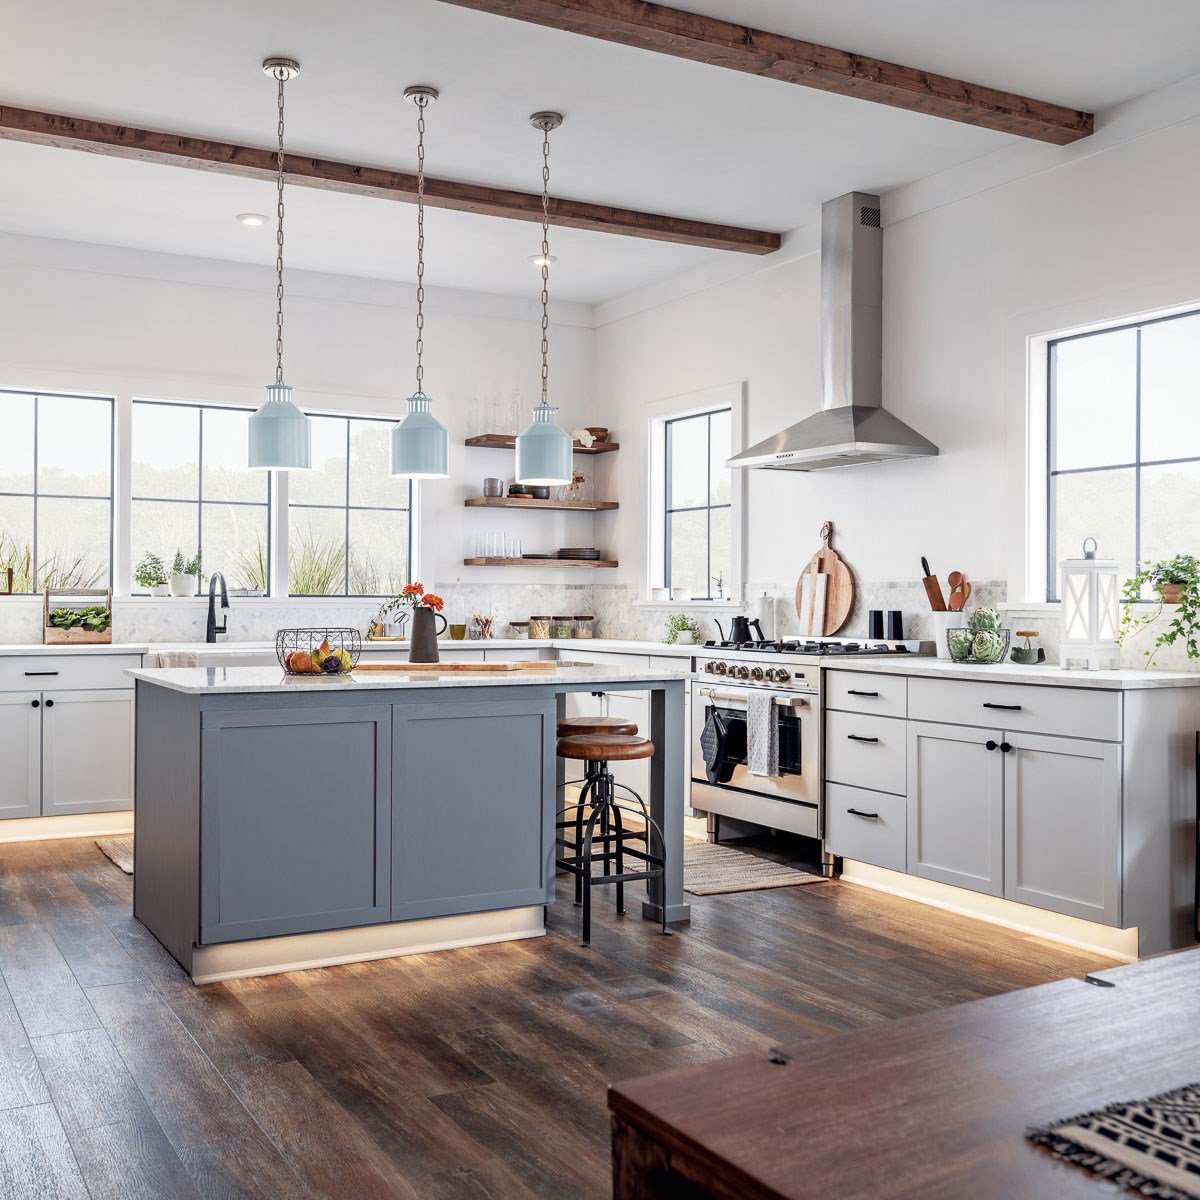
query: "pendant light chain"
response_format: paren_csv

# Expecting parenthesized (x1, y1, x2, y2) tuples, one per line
(273, 67, 287, 386)
(414, 94, 428, 397)
(539, 123, 551, 407)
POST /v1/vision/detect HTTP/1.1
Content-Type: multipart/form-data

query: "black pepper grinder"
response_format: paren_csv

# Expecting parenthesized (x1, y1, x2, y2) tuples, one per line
(887, 610, 904, 640)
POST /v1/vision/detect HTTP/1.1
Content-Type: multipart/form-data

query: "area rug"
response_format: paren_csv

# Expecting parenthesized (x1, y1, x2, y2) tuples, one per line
(1027, 1080, 1200, 1199)
(683, 840, 827, 896)
(96, 836, 134, 875)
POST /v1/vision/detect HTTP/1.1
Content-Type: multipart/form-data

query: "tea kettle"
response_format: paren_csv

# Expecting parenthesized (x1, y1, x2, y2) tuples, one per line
(715, 615, 765, 644)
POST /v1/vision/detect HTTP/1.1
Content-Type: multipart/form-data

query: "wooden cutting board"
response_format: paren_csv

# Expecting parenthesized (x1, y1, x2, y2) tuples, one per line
(794, 521, 854, 636)
(353, 659, 557, 672)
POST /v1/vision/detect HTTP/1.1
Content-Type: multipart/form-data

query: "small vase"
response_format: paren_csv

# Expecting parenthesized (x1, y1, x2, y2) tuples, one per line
(169, 573, 195, 597)
(150, 583, 170, 597)
(409, 606, 448, 663)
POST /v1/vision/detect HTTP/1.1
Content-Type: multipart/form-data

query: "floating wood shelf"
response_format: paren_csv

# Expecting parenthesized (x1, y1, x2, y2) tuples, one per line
(464, 496, 618, 511)
(465, 434, 619, 455)
(463, 557, 618, 569)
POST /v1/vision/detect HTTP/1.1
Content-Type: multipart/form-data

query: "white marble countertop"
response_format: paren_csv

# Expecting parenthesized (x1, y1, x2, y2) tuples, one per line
(127, 663, 690, 695)
(0, 643, 150, 656)
(823, 656, 1200, 690)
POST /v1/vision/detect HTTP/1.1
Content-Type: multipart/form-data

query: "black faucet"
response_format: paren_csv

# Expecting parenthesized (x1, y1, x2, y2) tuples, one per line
(206, 572, 229, 643)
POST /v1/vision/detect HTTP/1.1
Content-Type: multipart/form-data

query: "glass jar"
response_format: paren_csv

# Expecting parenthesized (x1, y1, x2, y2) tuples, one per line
(529, 615, 551, 640)
(573, 614, 595, 639)
(552, 615, 574, 638)
(508, 621, 529, 640)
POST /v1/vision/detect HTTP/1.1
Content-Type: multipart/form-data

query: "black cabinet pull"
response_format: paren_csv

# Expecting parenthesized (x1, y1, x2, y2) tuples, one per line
(985, 739, 998, 751)
(846, 689, 879, 698)
(847, 734, 879, 743)
(982, 702, 1022, 711)
(44, 699, 54, 708)
(24, 670, 58, 676)
(1000, 741, 1012, 753)
(847, 808, 880, 820)
(30, 699, 39, 709)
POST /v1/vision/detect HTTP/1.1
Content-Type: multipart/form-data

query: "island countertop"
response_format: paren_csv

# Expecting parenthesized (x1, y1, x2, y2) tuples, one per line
(128, 662, 691, 694)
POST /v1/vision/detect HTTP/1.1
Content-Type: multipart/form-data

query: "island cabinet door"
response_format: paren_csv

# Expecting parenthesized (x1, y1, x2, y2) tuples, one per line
(907, 721, 1004, 897)
(200, 704, 392, 944)
(391, 695, 555, 922)
(1003, 731, 1122, 925)
(0, 693, 41, 819)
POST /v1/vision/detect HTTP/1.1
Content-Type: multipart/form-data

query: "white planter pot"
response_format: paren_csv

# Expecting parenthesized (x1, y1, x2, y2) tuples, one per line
(675, 631, 694, 645)
(170, 573, 196, 597)
(150, 583, 170, 598)
(671, 587, 693, 602)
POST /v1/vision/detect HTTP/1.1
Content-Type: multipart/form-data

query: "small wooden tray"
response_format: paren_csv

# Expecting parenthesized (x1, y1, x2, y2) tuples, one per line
(43, 587, 113, 645)
(353, 659, 557, 673)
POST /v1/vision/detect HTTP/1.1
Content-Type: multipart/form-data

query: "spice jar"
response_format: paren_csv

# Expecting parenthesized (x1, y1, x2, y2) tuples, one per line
(552, 615, 574, 638)
(529, 615, 551, 640)
(573, 614, 595, 639)
(508, 621, 529, 640)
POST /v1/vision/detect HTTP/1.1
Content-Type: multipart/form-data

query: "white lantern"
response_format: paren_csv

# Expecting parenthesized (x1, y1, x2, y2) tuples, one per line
(1060, 537, 1120, 670)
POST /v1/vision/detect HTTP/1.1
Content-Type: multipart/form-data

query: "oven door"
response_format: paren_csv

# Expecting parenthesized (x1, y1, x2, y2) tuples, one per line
(690, 681, 819, 809)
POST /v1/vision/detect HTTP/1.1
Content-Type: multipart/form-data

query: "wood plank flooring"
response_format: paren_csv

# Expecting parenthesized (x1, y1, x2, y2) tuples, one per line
(0, 836, 1115, 1199)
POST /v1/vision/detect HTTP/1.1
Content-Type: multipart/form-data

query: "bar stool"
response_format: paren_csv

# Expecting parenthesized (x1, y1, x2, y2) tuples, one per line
(555, 731, 670, 947)
(556, 715, 639, 821)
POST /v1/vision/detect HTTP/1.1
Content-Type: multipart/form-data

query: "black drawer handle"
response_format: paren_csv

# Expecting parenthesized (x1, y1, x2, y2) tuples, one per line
(847, 808, 880, 820)
(982, 702, 1022, 711)
(24, 670, 59, 676)
(44, 699, 54, 708)
(846, 689, 879, 698)
(1000, 741, 1012, 754)
(30, 699, 39, 709)
(847, 734, 879, 743)
(985, 739, 998, 751)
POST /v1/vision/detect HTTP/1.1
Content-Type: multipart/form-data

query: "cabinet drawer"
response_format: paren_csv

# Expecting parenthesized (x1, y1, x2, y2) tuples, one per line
(825, 711, 906, 795)
(826, 670, 907, 718)
(558, 650, 651, 668)
(0, 654, 140, 693)
(825, 783, 906, 872)
(908, 677, 1121, 742)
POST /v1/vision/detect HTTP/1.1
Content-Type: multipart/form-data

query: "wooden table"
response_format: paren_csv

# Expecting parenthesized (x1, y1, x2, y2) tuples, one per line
(608, 949, 1200, 1199)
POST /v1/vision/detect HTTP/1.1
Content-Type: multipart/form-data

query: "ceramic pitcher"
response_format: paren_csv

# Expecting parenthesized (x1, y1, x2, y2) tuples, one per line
(409, 606, 448, 663)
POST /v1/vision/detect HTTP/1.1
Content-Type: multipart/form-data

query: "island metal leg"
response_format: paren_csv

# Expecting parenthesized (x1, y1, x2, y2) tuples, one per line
(645, 680, 690, 925)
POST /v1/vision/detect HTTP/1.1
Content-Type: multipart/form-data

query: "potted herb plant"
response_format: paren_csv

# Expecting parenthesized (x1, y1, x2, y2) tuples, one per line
(664, 612, 701, 645)
(135, 552, 170, 597)
(170, 549, 201, 597)
(1120, 554, 1200, 666)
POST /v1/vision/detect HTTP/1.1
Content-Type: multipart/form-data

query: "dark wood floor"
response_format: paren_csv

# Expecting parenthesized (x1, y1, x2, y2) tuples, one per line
(0, 836, 1114, 1200)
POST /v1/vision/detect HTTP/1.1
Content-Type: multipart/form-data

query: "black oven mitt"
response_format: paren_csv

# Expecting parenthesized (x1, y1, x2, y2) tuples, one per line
(701, 705, 747, 785)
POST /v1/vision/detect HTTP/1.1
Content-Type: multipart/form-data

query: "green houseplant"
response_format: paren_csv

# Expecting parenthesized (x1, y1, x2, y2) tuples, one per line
(1120, 554, 1200, 666)
(134, 552, 169, 596)
(170, 549, 201, 597)
(664, 612, 701, 645)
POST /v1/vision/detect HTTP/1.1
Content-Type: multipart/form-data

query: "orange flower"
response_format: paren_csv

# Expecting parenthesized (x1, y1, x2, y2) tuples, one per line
(422, 593, 444, 611)
(402, 582, 424, 597)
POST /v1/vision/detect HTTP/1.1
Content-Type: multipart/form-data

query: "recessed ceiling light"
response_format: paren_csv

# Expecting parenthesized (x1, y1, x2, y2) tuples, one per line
(527, 253, 558, 267)
(236, 213, 269, 227)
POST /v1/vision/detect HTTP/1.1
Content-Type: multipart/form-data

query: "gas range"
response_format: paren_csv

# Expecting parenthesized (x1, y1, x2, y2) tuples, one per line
(697, 637, 924, 688)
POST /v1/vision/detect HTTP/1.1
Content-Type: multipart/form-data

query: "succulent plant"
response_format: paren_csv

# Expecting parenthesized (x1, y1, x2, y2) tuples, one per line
(967, 606, 1003, 633)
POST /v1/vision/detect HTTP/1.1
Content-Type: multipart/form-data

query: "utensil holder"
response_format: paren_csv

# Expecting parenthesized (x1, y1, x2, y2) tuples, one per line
(276, 628, 362, 675)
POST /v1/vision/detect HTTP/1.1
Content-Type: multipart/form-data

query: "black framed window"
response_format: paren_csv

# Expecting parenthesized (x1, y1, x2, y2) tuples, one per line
(0, 390, 114, 592)
(131, 400, 270, 594)
(1047, 309, 1200, 600)
(288, 415, 412, 596)
(664, 408, 732, 600)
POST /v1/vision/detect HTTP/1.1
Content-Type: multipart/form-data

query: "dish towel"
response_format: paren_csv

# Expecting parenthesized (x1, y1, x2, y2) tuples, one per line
(152, 650, 199, 668)
(746, 690, 778, 777)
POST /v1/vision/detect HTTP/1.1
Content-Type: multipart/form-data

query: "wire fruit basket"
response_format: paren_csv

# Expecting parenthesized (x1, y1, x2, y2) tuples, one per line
(276, 628, 361, 675)
(947, 626, 1010, 665)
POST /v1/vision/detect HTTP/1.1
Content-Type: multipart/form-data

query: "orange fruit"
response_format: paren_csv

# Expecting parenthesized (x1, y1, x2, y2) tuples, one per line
(290, 651, 312, 674)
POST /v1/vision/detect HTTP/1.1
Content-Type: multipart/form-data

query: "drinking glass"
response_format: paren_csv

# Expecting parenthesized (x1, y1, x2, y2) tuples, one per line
(506, 535, 522, 558)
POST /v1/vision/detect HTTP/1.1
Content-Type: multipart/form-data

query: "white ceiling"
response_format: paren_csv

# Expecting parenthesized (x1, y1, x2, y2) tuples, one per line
(2, 0, 1199, 303)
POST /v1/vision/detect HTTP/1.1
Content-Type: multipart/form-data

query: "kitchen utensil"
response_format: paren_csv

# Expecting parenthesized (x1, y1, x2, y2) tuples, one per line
(868, 609, 885, 639)
(797, 573, 827, 636)
(921, 556, 947, 611)
(354, 660, 557, 672)
(747, 618, 766, 643)
(726, 615, 753, 643)
(508, 483, 532, 497)
(1010, 630, 1046, 665)
(795, 522, 851, 635)
(947, 571, 969, 612)
(529, 486, 551, 500)
(887, 610, 904, 640)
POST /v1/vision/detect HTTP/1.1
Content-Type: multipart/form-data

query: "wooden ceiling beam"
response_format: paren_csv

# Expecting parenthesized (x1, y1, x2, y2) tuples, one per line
(436, 0, 1095, 145)
(0, 103, 781, 255)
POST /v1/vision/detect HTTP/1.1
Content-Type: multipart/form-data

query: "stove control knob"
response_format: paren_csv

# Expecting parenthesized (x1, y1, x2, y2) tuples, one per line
(732, 665, 750, 679)
(770, 668, 791, 683)
(711, 661, 727, 675)
(704, 660, 717, 673)
(749, 667, 764, 680)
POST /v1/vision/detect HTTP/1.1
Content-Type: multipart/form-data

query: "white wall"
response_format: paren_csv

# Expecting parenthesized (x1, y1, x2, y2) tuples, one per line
(0, 233, 596, 594)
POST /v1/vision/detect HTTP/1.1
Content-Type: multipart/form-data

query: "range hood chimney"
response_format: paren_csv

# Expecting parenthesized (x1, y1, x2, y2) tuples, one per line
(728, 192, 937, 471)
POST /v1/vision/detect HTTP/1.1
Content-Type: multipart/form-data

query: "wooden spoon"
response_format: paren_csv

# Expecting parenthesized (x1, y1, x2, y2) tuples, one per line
(947, 571, 969, 612)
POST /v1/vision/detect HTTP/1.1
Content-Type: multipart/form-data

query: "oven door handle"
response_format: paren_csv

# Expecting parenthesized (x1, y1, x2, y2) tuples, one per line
(698, 688, 809, 709)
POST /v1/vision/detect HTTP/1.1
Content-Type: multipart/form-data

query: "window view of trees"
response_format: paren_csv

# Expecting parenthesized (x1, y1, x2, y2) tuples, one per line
(664, 408, 731, 600)
(0, 392, 113, 592)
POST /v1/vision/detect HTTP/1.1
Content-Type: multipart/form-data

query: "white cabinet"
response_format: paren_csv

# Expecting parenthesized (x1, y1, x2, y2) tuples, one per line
(906, 721, 1004, 897)
(1003, 731, 1121, 924)
(41, 689, 135, 816)
(0, 694, 41, 819)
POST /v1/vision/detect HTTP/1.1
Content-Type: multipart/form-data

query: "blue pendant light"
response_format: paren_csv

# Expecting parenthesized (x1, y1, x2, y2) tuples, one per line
(515, 112, 573, 487)
(391, 86, 449, 480)
(248, 58, 311, 470)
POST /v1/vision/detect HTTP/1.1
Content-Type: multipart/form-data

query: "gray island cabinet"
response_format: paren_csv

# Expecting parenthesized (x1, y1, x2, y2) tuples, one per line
(128, 664, 688, 983)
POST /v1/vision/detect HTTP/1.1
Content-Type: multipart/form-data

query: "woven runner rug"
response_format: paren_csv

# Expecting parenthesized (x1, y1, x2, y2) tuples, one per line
(683, 840, 826, 896)
(96, 836, 134, 875)
(1028, 1081, 1200, 1199)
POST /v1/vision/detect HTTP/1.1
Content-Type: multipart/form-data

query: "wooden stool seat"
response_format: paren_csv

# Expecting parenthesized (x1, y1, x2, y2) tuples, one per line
(557, 733, 655, 763)
(556, 715, 638, 738)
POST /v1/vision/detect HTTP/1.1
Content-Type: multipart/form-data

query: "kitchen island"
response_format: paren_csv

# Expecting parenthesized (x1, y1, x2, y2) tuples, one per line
(127, 662, 688, 983)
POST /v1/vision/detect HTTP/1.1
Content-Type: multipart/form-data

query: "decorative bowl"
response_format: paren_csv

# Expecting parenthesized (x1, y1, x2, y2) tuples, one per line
(585, 426, 610, 443)
(947, 626, 1010, 664)
(276, 627, 361, 675)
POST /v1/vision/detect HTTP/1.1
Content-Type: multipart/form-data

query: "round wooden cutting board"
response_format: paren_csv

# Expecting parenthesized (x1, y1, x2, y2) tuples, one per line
(794, 521, 854, 637)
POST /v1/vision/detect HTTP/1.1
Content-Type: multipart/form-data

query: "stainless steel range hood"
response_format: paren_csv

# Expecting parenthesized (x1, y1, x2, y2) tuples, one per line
(729, 192, 937, 472)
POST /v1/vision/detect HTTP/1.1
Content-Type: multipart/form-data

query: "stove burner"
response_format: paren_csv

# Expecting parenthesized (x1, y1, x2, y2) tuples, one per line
(701, 638, 910, 656)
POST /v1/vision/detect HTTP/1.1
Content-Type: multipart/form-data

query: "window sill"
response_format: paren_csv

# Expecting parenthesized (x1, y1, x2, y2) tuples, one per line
(998, 602, 1060, 616)
(634, 600, 745, 611)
